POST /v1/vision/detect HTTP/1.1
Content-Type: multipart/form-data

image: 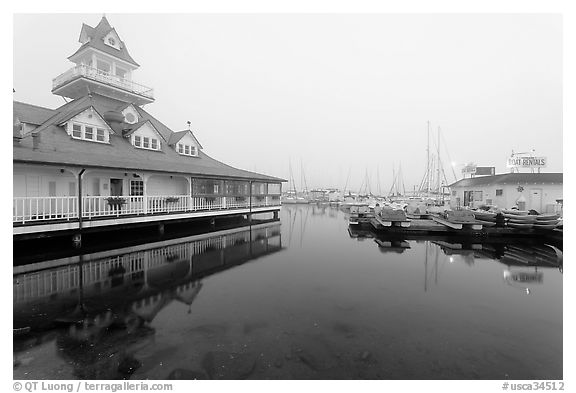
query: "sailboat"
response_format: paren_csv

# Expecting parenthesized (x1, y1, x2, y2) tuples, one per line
(281, 160, 310, 204)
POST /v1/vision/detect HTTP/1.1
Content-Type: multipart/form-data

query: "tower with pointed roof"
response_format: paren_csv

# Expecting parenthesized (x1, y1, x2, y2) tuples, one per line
(52, 16, 154, 106)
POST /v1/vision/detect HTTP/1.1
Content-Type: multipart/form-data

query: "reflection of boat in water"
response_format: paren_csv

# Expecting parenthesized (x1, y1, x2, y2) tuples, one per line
(347, 225, 374, 239)
(374, 238, 411, 254)
(503, 268, 544, 295)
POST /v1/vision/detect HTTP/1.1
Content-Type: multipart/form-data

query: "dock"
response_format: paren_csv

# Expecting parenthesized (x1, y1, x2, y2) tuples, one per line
(356, 217, 563, 243)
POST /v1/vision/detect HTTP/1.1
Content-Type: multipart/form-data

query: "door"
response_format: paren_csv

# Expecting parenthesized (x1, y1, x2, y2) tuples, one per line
(529, 189, 542, 212)
(110, 179, 123, 196)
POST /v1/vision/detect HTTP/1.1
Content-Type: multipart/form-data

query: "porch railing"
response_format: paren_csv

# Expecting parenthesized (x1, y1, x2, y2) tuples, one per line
(14, 194, 282, 225)
(52, 64, 154, 99)
(13, 196, 78, 223)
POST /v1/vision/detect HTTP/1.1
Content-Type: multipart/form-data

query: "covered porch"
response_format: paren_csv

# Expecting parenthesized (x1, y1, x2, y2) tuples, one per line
(13, 165, 282, 225)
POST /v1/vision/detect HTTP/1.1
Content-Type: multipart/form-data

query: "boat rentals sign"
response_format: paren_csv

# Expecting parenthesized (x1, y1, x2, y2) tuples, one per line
(507, 156, 547, 169)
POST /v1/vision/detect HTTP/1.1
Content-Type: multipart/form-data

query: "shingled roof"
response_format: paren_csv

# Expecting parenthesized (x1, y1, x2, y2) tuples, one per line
(13, 96, 285, 183)
(13, 101, 56, 126)
(68, 16, 139, 67)
(449, 173, 563, 188)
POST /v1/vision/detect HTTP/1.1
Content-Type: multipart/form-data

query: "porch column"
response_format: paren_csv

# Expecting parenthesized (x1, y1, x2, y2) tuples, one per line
(141, 173, 151, 214)
(222, 180, 227, 209)
(189, 177, 194, 211)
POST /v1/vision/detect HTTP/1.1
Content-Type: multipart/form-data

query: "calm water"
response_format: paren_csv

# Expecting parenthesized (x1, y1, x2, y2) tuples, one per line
(13, 205, 563, 380)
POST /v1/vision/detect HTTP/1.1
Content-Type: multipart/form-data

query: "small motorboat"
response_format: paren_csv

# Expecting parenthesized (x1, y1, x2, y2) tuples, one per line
(533, 222, 559, 230)
(473, 211, 498, 222)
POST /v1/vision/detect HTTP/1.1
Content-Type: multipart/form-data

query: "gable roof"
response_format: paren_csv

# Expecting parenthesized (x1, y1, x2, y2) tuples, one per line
(168, 130, 203, 149)
(122, 119, 164, 140)
(449, 173, 563, 188)
(13, 101, 56, 126)
(13, 95, 285, 183)
(56, 105, 115, 134)
(68, 16, 139, 67)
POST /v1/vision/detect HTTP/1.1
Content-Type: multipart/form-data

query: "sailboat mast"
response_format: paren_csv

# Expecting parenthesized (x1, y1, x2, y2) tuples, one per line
(437, 126, 441, 196)
(427, 121, 431, 197)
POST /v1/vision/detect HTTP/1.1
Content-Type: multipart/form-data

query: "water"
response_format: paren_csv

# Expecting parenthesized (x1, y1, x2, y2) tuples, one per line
(13, 205, 563, 380)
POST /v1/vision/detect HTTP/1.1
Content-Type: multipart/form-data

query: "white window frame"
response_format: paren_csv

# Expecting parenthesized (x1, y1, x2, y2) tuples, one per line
(133, 134, 161, 151)
(70, 122, 109, 144)
(177, 143, 198, 157)
(96, 128, 106, 142)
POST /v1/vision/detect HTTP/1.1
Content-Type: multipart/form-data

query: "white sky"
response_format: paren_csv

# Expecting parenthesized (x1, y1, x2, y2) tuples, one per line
(13, 13, 562, 192)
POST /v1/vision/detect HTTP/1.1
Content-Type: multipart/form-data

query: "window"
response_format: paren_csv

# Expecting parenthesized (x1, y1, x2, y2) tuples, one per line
(473, 191, 483, 201)
(452, 190, 457, 196)
(268, 183, 281, 194)
(85, 126, 94, 140)
(486, 199, 493, 205)
(69, 182, 77, 196)
(96, 60, 111, 74)
(125, 112, 136, 124)
(130, 180, 144, 196)
(496, 189, 503, 196)
(72, 124, 82, 138)
(133, 135, 160, 151)
(116, 66, 127, 79)
(177, 143, 198, 156)
(96, 128, 105, 142)
(71, 123, 107, 143)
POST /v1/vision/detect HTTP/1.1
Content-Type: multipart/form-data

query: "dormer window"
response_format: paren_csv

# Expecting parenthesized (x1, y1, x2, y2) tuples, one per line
(177, 143, 198, 157)
(70, 122, 109, 143)
(133, 135, 160, 151)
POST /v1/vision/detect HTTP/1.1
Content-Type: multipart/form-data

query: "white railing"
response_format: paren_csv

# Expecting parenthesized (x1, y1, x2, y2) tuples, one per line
(226, 197, 250, 209)
(251, 196, 281, 207)
(14, 194, 281, 225)
(13, 196, 78, 223)
(83, 196, 145, 218)
(148, 195, 189, 213)
(191, 196, 224, 210)
(52, 64, 154, 99)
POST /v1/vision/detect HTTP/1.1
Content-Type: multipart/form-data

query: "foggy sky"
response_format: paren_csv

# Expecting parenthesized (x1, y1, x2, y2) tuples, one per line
(13, 13, 562, 192)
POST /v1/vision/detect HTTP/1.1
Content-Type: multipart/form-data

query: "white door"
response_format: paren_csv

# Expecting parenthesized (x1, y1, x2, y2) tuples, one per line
(529, 189, 542, 212)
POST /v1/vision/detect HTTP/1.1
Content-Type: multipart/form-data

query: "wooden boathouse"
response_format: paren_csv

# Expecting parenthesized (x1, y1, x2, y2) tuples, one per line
(13, 16, 284, 242)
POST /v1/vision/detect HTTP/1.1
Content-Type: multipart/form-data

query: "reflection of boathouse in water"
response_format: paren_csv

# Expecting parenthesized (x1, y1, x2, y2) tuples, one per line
(13, 222, 283, 333)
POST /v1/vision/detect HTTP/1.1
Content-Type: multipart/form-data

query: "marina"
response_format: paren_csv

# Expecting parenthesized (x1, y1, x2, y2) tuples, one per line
(13, 13, 564, 384)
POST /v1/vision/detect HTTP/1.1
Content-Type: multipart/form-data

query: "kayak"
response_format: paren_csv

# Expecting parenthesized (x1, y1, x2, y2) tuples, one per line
(502, 209, 529, 216)
(536, 213, 560, 221)
(507, 222, 534, 229)
(503, 213, 538, 222)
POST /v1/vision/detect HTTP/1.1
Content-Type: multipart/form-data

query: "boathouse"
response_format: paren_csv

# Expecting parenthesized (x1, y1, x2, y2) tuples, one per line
(13, 16, 284, 239)
(448, 173, 563, 213)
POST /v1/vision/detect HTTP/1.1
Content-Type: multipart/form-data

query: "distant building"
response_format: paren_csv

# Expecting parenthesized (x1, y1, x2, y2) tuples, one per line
(448, 173, 563, 212)
(13, 16, 284, 237)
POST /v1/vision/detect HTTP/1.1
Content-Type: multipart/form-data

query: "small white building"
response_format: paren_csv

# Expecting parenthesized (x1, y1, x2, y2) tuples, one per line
(448, 173, 563, 213)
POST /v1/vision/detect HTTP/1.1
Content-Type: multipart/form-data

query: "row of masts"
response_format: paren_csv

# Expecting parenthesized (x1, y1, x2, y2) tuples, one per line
(286, 121, 455, 199)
